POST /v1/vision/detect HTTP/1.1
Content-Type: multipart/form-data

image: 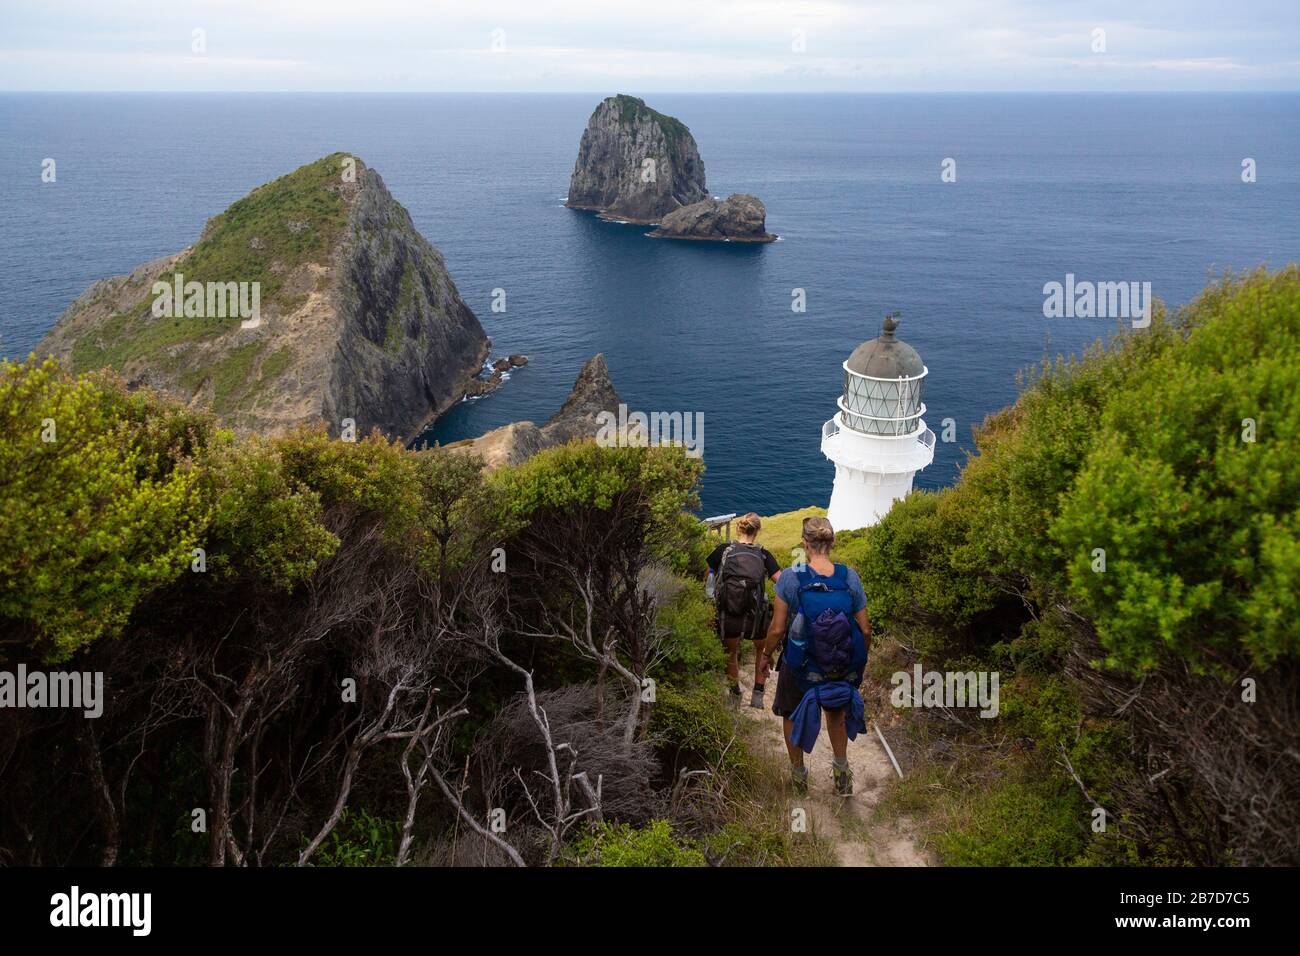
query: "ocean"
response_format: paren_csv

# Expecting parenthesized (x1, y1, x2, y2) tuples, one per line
(2, 92, 1297, 515)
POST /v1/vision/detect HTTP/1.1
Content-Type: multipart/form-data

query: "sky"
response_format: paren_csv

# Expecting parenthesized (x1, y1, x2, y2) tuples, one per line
(1, 0, 1298, 92)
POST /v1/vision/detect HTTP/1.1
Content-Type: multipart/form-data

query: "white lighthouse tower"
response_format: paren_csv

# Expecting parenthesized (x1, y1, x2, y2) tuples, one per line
(821, 314, 935, 531)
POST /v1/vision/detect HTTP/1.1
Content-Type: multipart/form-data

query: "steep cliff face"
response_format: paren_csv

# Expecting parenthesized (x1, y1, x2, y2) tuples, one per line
(39, 154, 488, 442)
(443, 354, 622, 469)
(324, 162, 489, 438)
(565, 95, 708, 223)
(649, 194, 777, 243)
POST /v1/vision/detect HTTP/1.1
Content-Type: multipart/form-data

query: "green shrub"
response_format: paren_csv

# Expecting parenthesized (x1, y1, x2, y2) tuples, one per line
(657, 583, 725, 688)
(700, 821, 790, 867)
(276, 427, 424, 537)
(0, 358, 210, 661)
(201, 434, 338, 588)
(650, 683, 755, 781)
(491, 440, 702, 566)
(568, 820, 706, 867)
(309, 809, 401, 867)
(851, 491, 1001, 656)
(1052, 268, 1300, 674)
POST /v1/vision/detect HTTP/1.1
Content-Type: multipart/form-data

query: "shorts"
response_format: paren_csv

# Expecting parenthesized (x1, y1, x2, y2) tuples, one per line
(770, 654, 857, 718)
(715, 605, 770, 643)
(771, 663, 806, 718)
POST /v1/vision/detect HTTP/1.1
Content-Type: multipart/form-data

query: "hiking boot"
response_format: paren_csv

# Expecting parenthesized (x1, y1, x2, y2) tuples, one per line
(833, 762, 854, 796)
(749, 685, 765, 709)
(791, 766, 809, 796)
(728, 683, 742, 700)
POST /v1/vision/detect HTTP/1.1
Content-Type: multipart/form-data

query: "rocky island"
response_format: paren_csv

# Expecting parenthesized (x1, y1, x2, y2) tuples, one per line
(565, 95, 708, 223)
(39, 153, 490, 442)
(442, 354, 621, 469)
(648, 193, 777, 243)
(566, 94, 776, 241)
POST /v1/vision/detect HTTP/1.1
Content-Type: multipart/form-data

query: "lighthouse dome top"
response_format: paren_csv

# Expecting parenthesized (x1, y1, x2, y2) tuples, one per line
(845, 315, 925, 379)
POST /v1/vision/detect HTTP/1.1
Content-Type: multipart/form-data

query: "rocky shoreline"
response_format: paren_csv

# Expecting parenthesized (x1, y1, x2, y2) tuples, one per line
(462, 353, 529, 399)
(441, 354, 620, 469)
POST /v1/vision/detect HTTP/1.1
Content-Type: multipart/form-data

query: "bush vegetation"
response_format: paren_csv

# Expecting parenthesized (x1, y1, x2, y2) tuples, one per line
(852, 267, 1300, 866)
(0, 357, 810, 866)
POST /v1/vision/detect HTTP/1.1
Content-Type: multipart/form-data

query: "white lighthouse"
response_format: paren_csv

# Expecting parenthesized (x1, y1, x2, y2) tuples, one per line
(821, 314, 935, 531)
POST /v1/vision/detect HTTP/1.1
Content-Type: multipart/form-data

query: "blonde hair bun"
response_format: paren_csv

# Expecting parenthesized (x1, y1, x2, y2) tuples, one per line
(802, 515, 835, 553)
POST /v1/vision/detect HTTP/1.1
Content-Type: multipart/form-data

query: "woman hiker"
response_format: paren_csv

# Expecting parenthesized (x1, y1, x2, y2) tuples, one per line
(705, 512, 781, 707)
(760, 516, 871, 796)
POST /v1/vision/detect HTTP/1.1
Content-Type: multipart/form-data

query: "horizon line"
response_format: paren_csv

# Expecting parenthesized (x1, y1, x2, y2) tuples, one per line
(4, 88, 1299, 95)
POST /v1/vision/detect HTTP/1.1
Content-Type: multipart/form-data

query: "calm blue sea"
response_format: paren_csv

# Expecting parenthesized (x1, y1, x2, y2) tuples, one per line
(2, 93, 1298, 515)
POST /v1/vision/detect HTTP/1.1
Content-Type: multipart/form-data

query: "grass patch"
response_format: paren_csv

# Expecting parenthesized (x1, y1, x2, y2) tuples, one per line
(258, 345, 295, 387)
(176, 340, 267, 414)
(934, 775, 1088, 866)
(756, 505, 826, 565)
(175, 153, 350, 306)
(70, 309, 228, 375)
(872, 718, 1091, 867)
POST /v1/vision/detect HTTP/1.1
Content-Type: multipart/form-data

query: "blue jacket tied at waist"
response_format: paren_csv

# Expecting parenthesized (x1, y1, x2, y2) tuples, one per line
(788, 680, 866, 754)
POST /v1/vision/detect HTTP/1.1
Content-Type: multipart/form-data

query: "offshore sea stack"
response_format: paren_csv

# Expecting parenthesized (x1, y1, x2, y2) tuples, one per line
(443, 354, 622, 469)
(648, 193, 776, 243)
(565, 95, 708, 223)
(39, 153, 489, 442)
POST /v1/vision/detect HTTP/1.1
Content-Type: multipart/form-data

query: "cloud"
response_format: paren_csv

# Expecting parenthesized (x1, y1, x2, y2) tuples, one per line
(1146, 57, 1247, 72)
(0, 0, 1296, 91)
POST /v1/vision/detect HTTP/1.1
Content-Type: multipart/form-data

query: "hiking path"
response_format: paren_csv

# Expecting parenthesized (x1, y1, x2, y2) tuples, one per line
(732, 652, 929, 867)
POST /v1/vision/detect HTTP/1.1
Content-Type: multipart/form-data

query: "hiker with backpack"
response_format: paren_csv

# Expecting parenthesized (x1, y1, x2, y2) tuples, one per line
(705, 513, 782, 707)
(760, 516, 871, 796)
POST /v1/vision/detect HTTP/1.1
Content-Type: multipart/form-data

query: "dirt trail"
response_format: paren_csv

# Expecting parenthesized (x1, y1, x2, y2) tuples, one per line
(733, 654, 928, 867)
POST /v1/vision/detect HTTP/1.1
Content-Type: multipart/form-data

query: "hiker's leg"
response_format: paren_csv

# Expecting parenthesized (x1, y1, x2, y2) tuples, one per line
(723, 638, 740, 683)
(752, 640, 768, 686)
(824, 707, 848, 760)
(782, 719, 804, 768)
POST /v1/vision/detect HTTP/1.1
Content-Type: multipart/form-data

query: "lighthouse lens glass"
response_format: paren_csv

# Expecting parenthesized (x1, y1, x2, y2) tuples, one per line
(841, 371, 924, 436)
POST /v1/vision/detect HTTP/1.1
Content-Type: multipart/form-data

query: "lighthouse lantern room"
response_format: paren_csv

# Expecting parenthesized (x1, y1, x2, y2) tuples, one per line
(821, 314, 936, 532)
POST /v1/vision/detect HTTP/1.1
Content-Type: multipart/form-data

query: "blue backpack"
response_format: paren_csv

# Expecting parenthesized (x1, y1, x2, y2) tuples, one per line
(783, 564, 868, 688)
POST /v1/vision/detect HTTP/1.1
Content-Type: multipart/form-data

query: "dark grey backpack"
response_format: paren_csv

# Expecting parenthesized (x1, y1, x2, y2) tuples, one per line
(715, 543, 768, 639)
